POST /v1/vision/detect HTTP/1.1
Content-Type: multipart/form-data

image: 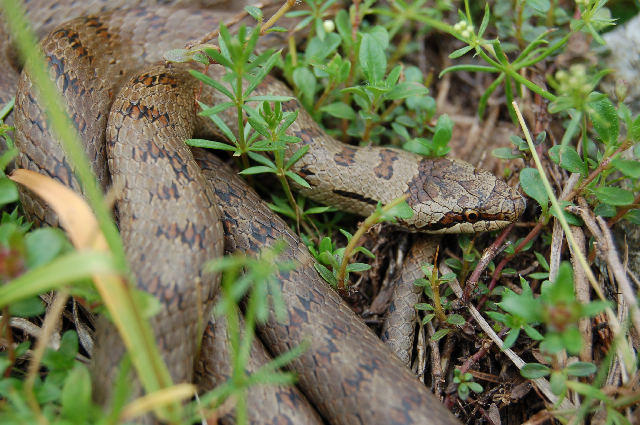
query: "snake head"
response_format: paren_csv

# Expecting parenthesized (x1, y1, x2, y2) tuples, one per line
(402, 158, 526, 234)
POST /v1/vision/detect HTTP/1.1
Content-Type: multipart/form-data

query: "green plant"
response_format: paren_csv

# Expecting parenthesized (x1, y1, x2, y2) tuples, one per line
(311, 196, 413, 290)
(196, 242, 307, 424)
(453, 368, 483, 401)
(413, 262, 465, 341)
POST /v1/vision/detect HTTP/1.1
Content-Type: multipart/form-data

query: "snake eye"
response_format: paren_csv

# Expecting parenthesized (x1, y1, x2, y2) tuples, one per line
(464, 209, 479, 222)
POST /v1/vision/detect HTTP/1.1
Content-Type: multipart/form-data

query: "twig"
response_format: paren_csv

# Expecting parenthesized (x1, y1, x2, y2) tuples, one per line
(567, 205, 640, 340)
(464, 223, 515, 302)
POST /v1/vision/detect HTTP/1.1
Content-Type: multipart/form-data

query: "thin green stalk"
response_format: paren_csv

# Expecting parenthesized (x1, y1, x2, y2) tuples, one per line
(429, 255, 447, 323)
(235, 74, 250, 170)
(336, 195, 408, 289)
(512, 101, 636, 376)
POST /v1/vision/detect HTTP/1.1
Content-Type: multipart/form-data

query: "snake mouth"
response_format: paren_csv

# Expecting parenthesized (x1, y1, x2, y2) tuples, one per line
(405, 212, 517, 234)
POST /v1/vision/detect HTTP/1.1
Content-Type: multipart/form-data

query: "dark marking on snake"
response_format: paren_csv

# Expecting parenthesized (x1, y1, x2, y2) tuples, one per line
(293, 126, 323, 146)
(281, 98, 300, 112)
(332, 189, 377, 206)
(157, 182, 180, 200)
(123, 101, 170, 126)
(334, 146, 357, 166)
(295, 165, 315, 178)
(406, 159, 435, 207)
(133, 72, 179, 88)
(154, 221, 207, 249)
(374, 149, 398, 180)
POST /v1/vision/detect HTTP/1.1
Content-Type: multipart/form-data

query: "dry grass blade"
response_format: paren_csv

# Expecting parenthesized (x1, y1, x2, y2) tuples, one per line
(10, 169, 107, 251)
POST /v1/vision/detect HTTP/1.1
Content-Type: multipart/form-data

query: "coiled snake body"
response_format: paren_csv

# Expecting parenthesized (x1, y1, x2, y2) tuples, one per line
(1, 1, 525, 424)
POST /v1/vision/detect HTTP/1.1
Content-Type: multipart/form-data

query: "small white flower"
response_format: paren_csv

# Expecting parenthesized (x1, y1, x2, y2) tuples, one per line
(323, 20, 335, 33)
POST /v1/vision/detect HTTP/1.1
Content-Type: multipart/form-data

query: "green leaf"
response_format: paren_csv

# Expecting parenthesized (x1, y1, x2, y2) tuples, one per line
(499, 280, 541, 323)
(9, 297, 45, 317)
(432, 114, 452, 152)
(588, 96, 619, 145)
(522, 323, 544, 340)
(186, 139, 237, 151)
(190, 70, 233, 99)
(382, 200, 414, 221)
(478, 3, 491, 36)
(318, 237, 332, 253)
(502, 327, 520, 349)
(534, 251, 550, 271)
(593, 186, 634, 206)
(61, 364, 92, 422)
(293, 67, 317, 107)
(630, 115, 640, 141)
(385, 82, 429, 100)
(449, 45, 473, 59)
(25, 227, 68, 268)
(42, 331, 78, 372)
(520, 168, 549, 213)
(430, 328, 451, 341)
(198, 101, 234, 116)
(457, 383, 470, 400)
(239, 166, 274, 175)
(548, 145, 586, 175)
(207, 113, 237, 144)
(346, 263, 371, 273)
(520, 362, 550, 379)
(566, 381, 609, 401)
(245, 95, 294, 103)
(354, 246, 375, 259)
(286, 171, 312, 188)
(545, 261, 574, 304)
(550, 371, 566, 395)
(305, 33, 341, 63)
(611, 158, 640, 178)
(446, 314, 465, 326)
(468, 382, 483, 393)
(359, 33, 386, 84)
(284, 145, 309, 170)
(0, 178, 18, 206)
(565, 361, 597, 377)
(247, 151, 275, 167)
(314, 263, 337, 286)
(244, 5, 263, 20)
(0, 251, 117, 309)
(367, 26, 389, 50)
(624, 209, 640, 224)
(320, 102, 356, 119)
(549, 201, 582, 225)
(561, 327, 583, 355)
(492, 147, 523, 160)
(528, 0, 550, 12)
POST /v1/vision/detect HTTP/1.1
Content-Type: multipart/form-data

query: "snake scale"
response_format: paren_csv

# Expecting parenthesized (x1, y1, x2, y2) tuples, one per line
(0, 1, 526, 424)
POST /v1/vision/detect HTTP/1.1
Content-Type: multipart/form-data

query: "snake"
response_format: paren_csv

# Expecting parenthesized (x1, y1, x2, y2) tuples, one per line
(0, 1, 526, 424)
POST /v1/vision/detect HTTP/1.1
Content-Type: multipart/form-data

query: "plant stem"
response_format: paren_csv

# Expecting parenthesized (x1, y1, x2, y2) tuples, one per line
(260, 0, 298, 35)
(336, 195, 407, 290)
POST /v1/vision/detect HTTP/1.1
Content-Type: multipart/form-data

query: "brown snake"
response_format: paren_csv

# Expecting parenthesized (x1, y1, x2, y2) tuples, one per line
(1, 1, 526, 424)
